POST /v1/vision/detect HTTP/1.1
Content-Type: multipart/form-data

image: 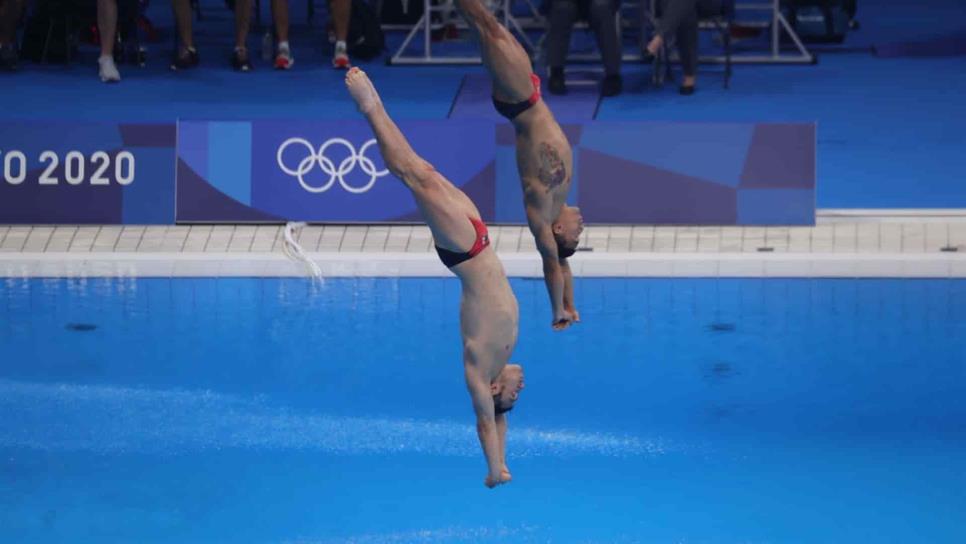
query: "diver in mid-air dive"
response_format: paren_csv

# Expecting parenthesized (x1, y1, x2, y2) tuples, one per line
(455, 0, 585, 331)
(345, 67, 525, 488)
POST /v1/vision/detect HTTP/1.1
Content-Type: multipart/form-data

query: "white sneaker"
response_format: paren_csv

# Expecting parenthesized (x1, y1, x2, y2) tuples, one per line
(332, 42, 350, 69)
(98, 55, 121, 83)
(275, 46, 294, 70)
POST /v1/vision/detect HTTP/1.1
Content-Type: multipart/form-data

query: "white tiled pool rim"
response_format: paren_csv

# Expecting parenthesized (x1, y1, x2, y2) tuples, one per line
(2, 210, 965, 278)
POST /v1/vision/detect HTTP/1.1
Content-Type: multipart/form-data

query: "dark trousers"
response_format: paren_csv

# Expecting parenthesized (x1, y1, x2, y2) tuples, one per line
(656, 0, 720, 77)
(545, 0, 621, 76)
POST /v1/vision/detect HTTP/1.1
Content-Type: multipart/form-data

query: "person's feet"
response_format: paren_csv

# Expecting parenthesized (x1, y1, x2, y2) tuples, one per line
(170, 46, 199, 71)
(0, 45, 20, 72)
(679, 75, 696, 95)
(98, 55, 121, 83)
(601, 74, 622, 97)
(274, 43, 294, 70)
(127, 44, 147, 67)
(232, 47, 252, 72)
(332, 41, 350, 69)
(345, 67, 381, 115)
(548, 67, 566, 95)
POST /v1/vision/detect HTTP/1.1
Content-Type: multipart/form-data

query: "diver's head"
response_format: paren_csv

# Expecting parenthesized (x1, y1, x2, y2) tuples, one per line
(552, 205, 584, 259)
(491, 364, 525, 415)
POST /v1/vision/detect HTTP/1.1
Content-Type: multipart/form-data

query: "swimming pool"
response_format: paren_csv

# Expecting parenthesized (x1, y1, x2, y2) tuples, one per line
(2, 277, 964, 543)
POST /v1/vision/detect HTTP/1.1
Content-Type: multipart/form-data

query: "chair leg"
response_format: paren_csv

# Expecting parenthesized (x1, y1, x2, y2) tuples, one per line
(663, 42, 673, 84)
(711, 17, 731, 89)
(41, 19, 55, 64)
(651, 42, 665, 86)
(65, 15, 72, 64)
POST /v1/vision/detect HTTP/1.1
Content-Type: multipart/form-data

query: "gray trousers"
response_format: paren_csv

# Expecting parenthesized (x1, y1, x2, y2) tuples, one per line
(545, 0, 622, 76)
(656, 0, 720, 77)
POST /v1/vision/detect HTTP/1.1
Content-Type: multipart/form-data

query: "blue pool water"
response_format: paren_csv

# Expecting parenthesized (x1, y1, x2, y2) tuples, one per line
(1, 277, 965, 543)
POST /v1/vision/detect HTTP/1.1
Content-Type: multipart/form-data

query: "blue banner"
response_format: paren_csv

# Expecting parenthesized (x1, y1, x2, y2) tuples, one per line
(178, 119, 814, 226)
(0, 120, 814, 226)
(0, 123, 176, 224)
(176, 120, 496, 222)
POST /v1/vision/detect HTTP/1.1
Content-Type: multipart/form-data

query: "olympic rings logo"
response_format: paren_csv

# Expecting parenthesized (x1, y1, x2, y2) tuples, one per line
(276, 137, 389, 194)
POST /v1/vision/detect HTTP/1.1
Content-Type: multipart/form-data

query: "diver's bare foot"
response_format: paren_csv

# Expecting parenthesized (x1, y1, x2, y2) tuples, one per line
(345, 67, 382, 115)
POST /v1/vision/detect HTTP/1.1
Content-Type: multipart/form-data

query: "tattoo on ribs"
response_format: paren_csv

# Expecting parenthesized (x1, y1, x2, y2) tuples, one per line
(537, 142, 566, 191)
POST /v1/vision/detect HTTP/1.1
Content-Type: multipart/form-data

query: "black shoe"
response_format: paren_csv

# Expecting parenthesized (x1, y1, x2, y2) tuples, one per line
(170, 47, 199, 70)
(679, 84, 696, 96)
(548, 67, 566, 95)
(0, 45, 20, 72)
(601, 74, 623, 97)
(132, 46, 147, 68)
(231, 48, 252, 72)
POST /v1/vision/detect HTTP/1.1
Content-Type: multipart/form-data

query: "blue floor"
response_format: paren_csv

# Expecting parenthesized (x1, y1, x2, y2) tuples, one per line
(1, 277, 965, 542)
(2, 0, 965, 208)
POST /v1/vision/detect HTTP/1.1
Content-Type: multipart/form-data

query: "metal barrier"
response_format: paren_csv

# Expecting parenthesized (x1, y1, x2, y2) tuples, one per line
(387, 0, 544, 64)
(386, 0, 814, 65)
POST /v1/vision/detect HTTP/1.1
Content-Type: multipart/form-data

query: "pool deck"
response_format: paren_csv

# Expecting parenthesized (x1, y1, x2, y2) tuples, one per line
(2, 211, 965, 278)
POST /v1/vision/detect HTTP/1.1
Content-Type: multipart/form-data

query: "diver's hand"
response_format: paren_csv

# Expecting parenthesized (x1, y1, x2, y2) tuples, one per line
(485, 471, 512, 489)
(552, 309, 575, 330)
(502, 465, 513, 481)
(566, 307, 580, 323)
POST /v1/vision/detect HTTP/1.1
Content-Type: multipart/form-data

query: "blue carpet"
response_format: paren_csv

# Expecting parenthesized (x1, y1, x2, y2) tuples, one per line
(1, 0, 964, 208)
(873, 30, 966, 57)
(844, 0, 966, 50)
